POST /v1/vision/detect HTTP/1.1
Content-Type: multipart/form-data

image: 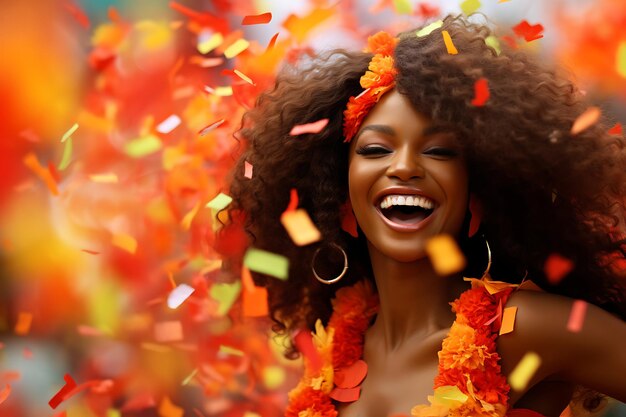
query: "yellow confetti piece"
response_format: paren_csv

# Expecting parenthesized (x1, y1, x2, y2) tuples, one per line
(180, 202, 201, 230)
(224, 39, 249, 58)
(499, 306, 517, 335)
(124, 134, 162, 158)
(393, 0, 412, 14)
(106, 409, 121, 417)
(158, 396, 184, 417)
(181, 368, 197, 386)
(234, 69, 255, 85)
(23, 153, 59, 195)
(425, 234, 466, 276)
(198, 32, 223, 54)
(460, 0, 481, 15)
(485, 35, 501, 55)
(262, 366, 286, 389)
(58, 137, 73, 171)
(616, 41, 626, 78)
(243, 248, 289, 280)
(14, 312, 33, 336)
(442, 30, 458, 54)
(433, 385, 468, 405)
(61, 123, 79, 143)
(571, 106, 601, 135)
(219, 345, 244, 356)
(214, 86, 233, 96)
(509, 351, 541, 391)
(111, 233, 137, 254)
(416, 20, 443, 37)
(280, 209, 322, 246)
(89, 173, 119, 183)
(210, 281, 242, 316)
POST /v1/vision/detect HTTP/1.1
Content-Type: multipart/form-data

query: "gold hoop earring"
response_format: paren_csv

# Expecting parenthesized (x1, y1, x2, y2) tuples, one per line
(311, 243, 348, 285)
(482, 238, 492, 278)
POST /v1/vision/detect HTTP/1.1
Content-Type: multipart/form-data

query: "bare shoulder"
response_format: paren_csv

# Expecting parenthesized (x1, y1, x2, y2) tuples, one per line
(497, 289, 626, 402)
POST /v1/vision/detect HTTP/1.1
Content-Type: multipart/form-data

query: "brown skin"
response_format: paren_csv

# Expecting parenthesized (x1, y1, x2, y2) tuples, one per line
(337, 91, 626, 417)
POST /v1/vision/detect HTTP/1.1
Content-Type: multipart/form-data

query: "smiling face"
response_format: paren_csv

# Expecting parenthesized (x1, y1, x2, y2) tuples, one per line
(348, 90, 469, 263)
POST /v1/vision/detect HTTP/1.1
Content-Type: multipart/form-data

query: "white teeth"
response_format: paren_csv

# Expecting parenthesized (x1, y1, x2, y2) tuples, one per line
(379, 194, 435, 210)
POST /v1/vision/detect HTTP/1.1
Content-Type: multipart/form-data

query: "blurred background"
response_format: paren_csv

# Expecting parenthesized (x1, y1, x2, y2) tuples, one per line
(1, 0, 625, 416)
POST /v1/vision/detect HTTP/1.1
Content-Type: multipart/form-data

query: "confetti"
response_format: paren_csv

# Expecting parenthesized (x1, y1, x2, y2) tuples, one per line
(243, 248, 289, 280)
(484, 35, 501, 55)
(509, 351, 541, 391)
(198, 119, 226, 136)
(219, 345, 244, 356)
(210, 281, 241, 316)
(262, 366, 286, 390)
(61, 123, 79, 143)
(571, 107, 601, 135)
(111, 233, 137, 254)
(334, 360, 367, 388)
(285, 188, 299, 212)
(49, 374, 78, 409)
(416, 20, 443, 37)
(89, 173, 119, 183)
(180, 201, 201, 230)
(512, 20, 544, 42)
(233, 69, 255, 85)
(14, 312, 33, 336)
(340, 201, 358, 238)
(393, 0, 412, 14)
(0, 384, 11, 405)
(294, 328, 322, 373)
(181, 368, 198, 386)
(442, 30, 458, 55)
(266, 32, 279, 50)
(158, 396, 184, 417)
(281, 209, 322, 246)
(567, 300, 587, 333)
(23, 153, 59, 195)
(244, 161, 253, 179)
(460, 0, 481, 16)
(241, 12, 272, 25)
(154, 321, 184, 343)
(63, 1, 90, 29)
(206, 192, 233, 211)
(242, 267, 269, 317)
(198, 32, 223, 54)
(211, 86, 233, 96)
(224, 39, 250, 58)
(156, 115, 181, 134)
(283, 7, 335, 43)
(471, 78, 490, 106)
(499, 306, 517, 335)
(329, 386, 361, 402)
(121, 393, 157, 411)
(617, 41, 626, 78)
(608, 122, 622, 135)
(544, 253, 574, 284)
(289, 118, 329, 135)
(58, 137, 73, 171)
(167, 284, 195, 309)
(425, 234, 466, 275)
(124, 134, 162, 158)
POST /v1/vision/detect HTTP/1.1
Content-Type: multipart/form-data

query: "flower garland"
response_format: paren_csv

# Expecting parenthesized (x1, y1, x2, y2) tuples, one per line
(285, 277, 519, 417)
(343, 31, 399, 143)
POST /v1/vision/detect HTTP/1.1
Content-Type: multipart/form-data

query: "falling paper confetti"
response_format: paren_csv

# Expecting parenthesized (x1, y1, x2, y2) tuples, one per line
(158, 396, 184, 417)
(198, 32, 224, 54)
(154, 321, 184, 343)
(471, 78, 490, 106)
(206, 192, 233, 211)
(58, 138, 73, 171)
(509, 351, 541, 391)
(512, 20, 544, 42)
(393, 0, 412, 14)
(484, 35, 501, 55)
(61, 123, 79, 142)
(23, 153, 59, 195)
(224, 39, 250, 59)
(111, 233, 138, 254)
(289, 118, 329, 135)
(281, 209, 322, 246)
(617, 41, 626, 78)
(89, 173, 119, 183)
(499, 306, 517, 335)
(244, 161, 253, 179)
(425, 234, 467, 275)
(243, 248, 289, 280)
(0, 384, 11, 405)
(241, 12, 272, 25)
(49, 374, 78, 409)
(209, 281, 241, 316)
(460, 0, 481, 16)
(567, 300, 587, 333)
(608, 122, 622, 135)
(219, 345, 244, 356)
(198, 119, 226, 136)
(571, 107, 601, 135)
(416, 20, 443, 37)
(156, 115, 181, 134)
(442, 30, 458, 54)
(14, 312, 33, 336)
(544, 253, 574, 284)
(124, 134, 162, 158)
(167, 284, 195, 309)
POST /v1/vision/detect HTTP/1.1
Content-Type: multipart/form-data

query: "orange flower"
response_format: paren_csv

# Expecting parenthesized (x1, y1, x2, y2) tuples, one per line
(365, 31, 399, 55)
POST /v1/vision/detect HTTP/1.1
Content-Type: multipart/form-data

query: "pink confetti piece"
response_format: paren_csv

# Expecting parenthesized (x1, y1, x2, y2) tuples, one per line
(154, 321, 184, 342)
(567, 300, 587, 332)
(167, 284, 195, 309)
(198, 119, 226, 136)
(49, 374, 77, 409)
(244, 161, 253, 179)
(289, 118, 329, 136)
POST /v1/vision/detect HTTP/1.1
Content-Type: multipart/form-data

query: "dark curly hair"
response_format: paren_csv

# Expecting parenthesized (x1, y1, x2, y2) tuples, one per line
(226, 15, 626, 361)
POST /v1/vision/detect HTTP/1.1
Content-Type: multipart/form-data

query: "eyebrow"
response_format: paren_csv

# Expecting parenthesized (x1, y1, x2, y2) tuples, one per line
(354, 122, 456, 142)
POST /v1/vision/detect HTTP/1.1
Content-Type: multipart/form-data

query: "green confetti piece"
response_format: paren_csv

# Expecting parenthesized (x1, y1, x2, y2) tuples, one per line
(61, 123, 79, 143)
(206, 192, 233, 211)
(485, 35, 501, 55)
(219, 344, 244, 356)
(243, 248, 289, 280)
(124, 134, 162, 158)
(393, 0, 412, 14)
(617, 41, 626, 78)
(210, 281, 241, 316)
(181, 368, 198, 386)
(416, 20, 443, 37)
(58, 137, 73, 171)
(460, 0, 481, 15)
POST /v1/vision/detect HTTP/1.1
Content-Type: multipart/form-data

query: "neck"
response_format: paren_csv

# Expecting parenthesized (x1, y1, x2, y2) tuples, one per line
(366, 242, 468, 352)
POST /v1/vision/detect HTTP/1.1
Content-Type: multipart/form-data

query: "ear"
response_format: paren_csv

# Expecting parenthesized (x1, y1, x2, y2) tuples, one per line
(340, 200, 358, 238)
(468, 194, 482, 238)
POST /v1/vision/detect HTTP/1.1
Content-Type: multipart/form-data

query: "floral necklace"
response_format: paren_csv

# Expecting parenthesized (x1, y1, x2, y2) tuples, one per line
(285, 277, 519, 417)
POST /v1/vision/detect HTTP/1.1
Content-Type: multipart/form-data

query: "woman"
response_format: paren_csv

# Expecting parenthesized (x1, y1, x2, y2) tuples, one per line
(226, 15, 626, 417)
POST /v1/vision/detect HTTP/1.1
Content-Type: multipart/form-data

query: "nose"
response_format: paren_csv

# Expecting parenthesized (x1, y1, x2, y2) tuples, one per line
(385, 147, 425, 180)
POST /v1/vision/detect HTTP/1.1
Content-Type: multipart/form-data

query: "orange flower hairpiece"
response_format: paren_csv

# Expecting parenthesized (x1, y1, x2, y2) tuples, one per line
(343, 31, 399, 142)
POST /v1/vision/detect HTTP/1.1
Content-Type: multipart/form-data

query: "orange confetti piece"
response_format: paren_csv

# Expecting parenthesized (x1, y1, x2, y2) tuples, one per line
(512, 20, 544, 42)
(281, 209, 322, 246)
(608, 122, 622, 135)
(23, 153, 59, 195)
(499, 306, 517, 335)
(441, 30, 458, 54)
(567, 300, 587, 333)
(158, 396, 184, 417)
(242, 12, 272, 25)
(289, 118, 329, 135)
(154, 321, 183, 342)
(49, 374, 77, 409)
(112, 233, 137, 254)
(0, 384, 11, 405)
(571, 107, 601, 135)
(242, 267, 269, 317)
(89, 173, 119, 183)
(544, 253, 573, 284)
(285, 188, 299, 212)
(181, 202, 201, 230)
(283, 7, 335, 43)
(14, 312, 33, 336)
(425, 234, 466, 275)
(470, 78, 490, 107)
(63, 1, 90, 29)
(266, 32, 279, 50)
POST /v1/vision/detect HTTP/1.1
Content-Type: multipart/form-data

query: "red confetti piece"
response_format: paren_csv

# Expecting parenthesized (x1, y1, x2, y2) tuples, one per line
(608, 122, 622, 135)
(289, 118, 329, 135)
(23, 153, 59, 196)
(567, 300, 587, 332)
(471, 78, 490, 107)
(334, 360, 367, 388)
(0, 384, 11, 405)
(329, 386, 361, 402)
(169, 1, 227, 32)
(266, 32, 279, 51)
(242, 12, 272, 25)
(120, 393, 156, 411)
(293, 330, 322, 374)
(49, 374, 77, 409)
(512, 20, 544, 42)
(285, 188, 299, 212)
(544, 254, 574, 284)
(501, 35, 518, 49)
(63, 1, 90, 29)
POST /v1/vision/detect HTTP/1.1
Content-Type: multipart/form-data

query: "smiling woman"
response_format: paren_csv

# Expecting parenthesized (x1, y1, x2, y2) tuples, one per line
(226, 15, 626, 417)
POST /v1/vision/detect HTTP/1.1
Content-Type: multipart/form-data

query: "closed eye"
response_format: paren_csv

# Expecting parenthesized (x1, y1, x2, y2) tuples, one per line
(424, 147, 459, 158)
(355, 145, 391, 156)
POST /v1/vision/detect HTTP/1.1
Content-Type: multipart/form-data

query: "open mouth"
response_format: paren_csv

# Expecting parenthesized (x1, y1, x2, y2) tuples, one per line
(377, 194, 437, 227)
